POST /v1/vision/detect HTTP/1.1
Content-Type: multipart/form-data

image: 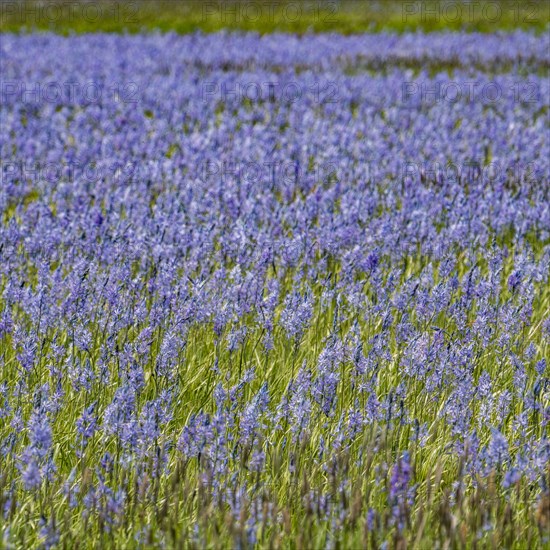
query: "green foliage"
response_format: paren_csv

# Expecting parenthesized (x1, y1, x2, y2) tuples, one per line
(1, 0, 549, 34)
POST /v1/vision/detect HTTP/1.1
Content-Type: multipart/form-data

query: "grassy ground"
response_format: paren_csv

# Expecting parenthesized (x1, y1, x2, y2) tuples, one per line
(1, 0, 549, 34)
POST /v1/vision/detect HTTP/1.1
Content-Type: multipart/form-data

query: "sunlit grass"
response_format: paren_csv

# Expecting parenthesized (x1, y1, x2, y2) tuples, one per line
(1, 0, 549, 34)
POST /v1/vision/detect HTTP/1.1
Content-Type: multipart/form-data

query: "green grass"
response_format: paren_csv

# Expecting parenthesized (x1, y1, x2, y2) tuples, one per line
(0, 244, 549, 547)
(1, 0, 549, 34)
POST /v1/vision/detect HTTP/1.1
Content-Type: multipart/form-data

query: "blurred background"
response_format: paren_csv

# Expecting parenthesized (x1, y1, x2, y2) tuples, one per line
(1, 0, 549, 34)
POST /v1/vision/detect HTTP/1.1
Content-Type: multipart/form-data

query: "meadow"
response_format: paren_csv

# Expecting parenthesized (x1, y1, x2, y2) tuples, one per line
(1, 0, 549, 33)
(1, 3, 550, 550)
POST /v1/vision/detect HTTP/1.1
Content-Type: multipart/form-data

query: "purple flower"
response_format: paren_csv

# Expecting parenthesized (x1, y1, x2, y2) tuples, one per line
(28, 412, 52, 459)
(508, 270, 522, 293)
(389, 451, 412, 502)
(535, 359, 547, 376)
(76, 404, 97, 444)
(279, 290, 313, 342)
(21, 458, 42, 490)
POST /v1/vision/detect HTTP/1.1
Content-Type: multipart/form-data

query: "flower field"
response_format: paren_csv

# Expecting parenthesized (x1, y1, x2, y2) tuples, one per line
(0, 30, 549, 548)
